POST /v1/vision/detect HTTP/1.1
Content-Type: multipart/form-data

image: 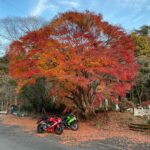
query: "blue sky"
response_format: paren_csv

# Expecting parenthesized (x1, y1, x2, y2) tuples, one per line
(0, 0, 149, 31)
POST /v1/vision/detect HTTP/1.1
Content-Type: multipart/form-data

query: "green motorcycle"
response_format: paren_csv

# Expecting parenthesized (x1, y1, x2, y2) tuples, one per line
(62, 113, 79, 131)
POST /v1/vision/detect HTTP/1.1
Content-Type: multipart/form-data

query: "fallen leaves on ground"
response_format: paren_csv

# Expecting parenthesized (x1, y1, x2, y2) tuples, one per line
(0, 112, 149, 146)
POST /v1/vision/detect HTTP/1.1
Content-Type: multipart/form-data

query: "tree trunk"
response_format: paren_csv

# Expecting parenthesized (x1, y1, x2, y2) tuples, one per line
(67, 80, 99, 119)
(136, 85, 142, 105)
(82, 108, 96, 119)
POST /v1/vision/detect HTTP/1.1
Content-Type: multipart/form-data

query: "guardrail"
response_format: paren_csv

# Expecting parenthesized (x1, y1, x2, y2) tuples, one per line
(134, 108, 150, 116)
(0, 110, 7, 114)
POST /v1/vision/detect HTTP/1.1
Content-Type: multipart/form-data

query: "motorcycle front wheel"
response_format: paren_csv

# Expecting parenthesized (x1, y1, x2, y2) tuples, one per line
(37, 124, 44, 133)
(54, 126, 63, 135)
(71, 122, 79, 131)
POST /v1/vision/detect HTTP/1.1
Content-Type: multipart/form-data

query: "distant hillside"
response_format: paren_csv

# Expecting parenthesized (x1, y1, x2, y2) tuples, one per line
(0, 56, 8, 73)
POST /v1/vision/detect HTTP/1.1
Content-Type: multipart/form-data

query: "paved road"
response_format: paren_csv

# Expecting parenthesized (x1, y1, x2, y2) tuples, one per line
(0, 119, 149, 150)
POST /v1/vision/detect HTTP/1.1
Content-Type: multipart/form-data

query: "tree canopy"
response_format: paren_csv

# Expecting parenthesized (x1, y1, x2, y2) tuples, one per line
(8, 11, 139, 117)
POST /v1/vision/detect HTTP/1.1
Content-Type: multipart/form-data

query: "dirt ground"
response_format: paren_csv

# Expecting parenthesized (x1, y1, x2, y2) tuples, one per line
(0, 112, 150, 145)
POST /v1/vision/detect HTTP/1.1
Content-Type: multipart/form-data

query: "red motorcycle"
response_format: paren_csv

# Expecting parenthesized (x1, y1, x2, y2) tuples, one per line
(37, 116, 63, 135)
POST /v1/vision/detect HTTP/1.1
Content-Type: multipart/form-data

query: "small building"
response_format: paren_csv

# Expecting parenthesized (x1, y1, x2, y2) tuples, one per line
(142, 100, 150, 109)
(134, 101, 150, 117)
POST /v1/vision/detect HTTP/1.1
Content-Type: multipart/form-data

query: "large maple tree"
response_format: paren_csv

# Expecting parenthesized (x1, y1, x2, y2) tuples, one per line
(8, 11, 139, 118)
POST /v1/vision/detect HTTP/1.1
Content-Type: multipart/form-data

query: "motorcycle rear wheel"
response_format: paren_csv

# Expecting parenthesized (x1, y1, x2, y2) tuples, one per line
(37, 124, 44, 133)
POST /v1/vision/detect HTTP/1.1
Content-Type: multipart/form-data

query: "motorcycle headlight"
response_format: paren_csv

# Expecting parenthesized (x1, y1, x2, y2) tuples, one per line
(73, 116, 77, 120)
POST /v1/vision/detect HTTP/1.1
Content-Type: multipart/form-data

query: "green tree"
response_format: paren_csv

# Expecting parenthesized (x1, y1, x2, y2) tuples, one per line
(130, 26, 150, 104)
(18, 78, 56, 113)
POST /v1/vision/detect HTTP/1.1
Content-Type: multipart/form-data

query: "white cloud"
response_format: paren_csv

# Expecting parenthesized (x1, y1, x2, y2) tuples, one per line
(58, 0, 80, 8)
(132, 15, 144, 22)
(31, 0, 47, 16)
(115, 0, 148, 22)
(31, 0, 58, 16)
(116, 0, 148, 9)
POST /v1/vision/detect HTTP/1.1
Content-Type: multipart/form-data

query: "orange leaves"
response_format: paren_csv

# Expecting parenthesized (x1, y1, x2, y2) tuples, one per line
(87, 56, 117, 68)
(97, 81, 106, 92)
(8, 11, 139, 106)
(38, 50, 66, 79)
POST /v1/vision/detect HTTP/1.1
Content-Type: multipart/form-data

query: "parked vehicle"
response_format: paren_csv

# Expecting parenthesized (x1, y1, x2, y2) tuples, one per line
(62, 113, 79, 131)
(37, 116, 63, 135)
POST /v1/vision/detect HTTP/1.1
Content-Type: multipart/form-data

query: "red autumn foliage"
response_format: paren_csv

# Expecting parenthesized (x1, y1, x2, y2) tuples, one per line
(142, 100, 150, 106)
(8, 11, 139, 118)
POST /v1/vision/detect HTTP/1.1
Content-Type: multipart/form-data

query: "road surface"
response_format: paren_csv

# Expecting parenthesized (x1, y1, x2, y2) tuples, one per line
(0, 118, 149, 150)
